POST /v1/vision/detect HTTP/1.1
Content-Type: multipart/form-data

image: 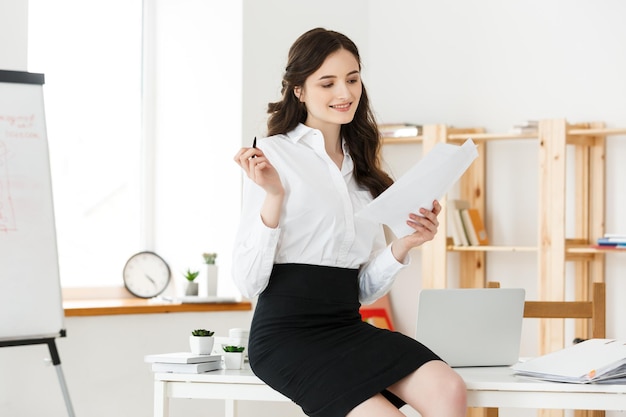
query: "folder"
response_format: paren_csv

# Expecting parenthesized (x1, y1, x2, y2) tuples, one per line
(512, 339, 626, 384)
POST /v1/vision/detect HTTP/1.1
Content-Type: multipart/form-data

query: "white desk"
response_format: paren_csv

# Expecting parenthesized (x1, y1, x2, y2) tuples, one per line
(153, 366, 626, 417)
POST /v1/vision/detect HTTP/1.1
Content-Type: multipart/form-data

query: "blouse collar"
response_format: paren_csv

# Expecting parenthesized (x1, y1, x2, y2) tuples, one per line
(286, 123, 350, 156)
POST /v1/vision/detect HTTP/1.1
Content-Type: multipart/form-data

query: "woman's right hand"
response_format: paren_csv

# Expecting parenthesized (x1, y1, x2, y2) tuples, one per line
(233, 146, 284, 197)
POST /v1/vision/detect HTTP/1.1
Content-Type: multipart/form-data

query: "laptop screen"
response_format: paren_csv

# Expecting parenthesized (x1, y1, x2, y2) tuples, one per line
(415, 288, 525, 367)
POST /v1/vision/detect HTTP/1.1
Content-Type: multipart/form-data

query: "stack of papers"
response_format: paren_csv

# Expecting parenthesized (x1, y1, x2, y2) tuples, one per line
(357, 138, 478, 238)
(512, 339, 626, 384)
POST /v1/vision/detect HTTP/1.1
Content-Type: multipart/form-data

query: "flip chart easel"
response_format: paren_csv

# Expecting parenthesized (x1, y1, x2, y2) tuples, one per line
(0, 69, 75, 417)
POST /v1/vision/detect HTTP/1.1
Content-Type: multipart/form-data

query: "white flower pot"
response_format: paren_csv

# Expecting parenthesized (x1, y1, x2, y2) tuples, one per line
(199, 264, 218, 297)
(189, 336, 214, 355)
(185, 281, 199, 296)
(224, 352, 244, 370)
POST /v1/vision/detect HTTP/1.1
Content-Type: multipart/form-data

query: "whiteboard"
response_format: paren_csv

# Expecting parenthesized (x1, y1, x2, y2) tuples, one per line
(0, 70, 65, 342)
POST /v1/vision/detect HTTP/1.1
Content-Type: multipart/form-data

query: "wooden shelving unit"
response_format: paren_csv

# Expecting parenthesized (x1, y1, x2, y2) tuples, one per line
(383, 119, 626, 356)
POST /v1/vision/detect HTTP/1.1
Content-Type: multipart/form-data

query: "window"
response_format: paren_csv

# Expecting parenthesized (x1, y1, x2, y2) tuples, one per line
(28, 0, 143, 288)
(28, 1, 243, 293)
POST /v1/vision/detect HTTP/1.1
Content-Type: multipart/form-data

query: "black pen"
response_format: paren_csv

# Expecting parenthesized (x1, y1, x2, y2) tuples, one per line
(251, 136, 257, 158)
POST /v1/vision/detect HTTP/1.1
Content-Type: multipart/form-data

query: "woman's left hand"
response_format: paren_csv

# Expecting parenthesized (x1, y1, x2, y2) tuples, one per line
(391, 200, 442, 263)
(404, 199, 441, 246)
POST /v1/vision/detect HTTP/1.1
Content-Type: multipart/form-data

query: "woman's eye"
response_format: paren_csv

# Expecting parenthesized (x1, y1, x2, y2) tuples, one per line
(322, 83, 333, 88)
(348, 78, 360, 84)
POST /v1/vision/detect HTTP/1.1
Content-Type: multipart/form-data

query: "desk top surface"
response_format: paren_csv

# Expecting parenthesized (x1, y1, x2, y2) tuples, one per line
(154, 365, 626, 394)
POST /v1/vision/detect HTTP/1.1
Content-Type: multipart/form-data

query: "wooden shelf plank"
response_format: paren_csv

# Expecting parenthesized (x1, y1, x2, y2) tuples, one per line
(382, 133, 538, 144)
(568, 128, 626, 136)
(448, 245, 536, 252)
(382, 127, 626, 145)
(381, 136, 423, 144)
(447, 132, 537, 141)
(63, 298, 252, 317)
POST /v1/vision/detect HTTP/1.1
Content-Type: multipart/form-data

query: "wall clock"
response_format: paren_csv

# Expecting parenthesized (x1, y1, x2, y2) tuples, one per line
(122, 251, 171, 298)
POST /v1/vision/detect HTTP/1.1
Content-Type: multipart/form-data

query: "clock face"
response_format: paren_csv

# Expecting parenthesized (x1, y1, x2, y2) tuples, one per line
(123, 251, 171, 298)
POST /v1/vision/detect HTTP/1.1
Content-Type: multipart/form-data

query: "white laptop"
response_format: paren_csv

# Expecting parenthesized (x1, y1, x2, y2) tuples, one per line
(415, 288, 525, 367)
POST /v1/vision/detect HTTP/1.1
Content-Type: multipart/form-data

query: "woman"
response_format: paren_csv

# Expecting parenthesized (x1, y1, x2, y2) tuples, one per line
(233, 27, 466, 417)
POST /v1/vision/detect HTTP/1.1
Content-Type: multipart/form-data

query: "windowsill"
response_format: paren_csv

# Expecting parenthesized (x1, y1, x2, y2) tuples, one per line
(61, 286, 252, 317)
(63, 298, 252, 317)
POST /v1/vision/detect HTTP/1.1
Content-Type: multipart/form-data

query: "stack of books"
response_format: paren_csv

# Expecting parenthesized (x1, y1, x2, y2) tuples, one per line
(144, 352, 222, 374)
(378, 123, 421, 138)
(596, 233, 626, 249)
(447, 199, 489, 246)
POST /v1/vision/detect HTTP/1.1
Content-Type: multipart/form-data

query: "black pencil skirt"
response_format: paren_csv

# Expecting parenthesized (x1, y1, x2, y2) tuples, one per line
(248, 263, 441, 417)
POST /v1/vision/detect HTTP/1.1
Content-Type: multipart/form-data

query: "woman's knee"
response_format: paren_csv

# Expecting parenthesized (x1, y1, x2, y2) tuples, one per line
(427, 362, 466, 404)
(441, 367, 467, 408)
(389, 360, 467, 415)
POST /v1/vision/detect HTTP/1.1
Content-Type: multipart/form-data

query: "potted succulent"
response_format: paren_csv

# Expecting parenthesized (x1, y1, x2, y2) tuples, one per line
(200, 252, 218, 297)
(183, 269, 200, 296)
(189, 328, 215, 355)
(222, 345, 245, 369)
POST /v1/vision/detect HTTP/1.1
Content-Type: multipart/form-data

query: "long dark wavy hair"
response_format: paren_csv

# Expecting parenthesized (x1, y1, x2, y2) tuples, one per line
(266, 27, 393, 198)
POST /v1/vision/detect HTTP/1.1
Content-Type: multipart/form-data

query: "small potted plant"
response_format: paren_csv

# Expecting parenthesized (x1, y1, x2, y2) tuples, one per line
(189, 328, 215, 355)
(200, 252, 218, 297)
(183, 269, 200, 296)
(202, 253, 217, 264)
(222, 345, 245, 369)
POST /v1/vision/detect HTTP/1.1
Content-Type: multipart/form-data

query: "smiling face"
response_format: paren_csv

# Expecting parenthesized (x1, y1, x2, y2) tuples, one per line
(294, 48, 362, 132)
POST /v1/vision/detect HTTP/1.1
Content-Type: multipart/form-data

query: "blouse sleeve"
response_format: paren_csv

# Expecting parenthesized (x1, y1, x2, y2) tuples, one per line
(357, 228, 409, 305)
(231, 176, 281, 298)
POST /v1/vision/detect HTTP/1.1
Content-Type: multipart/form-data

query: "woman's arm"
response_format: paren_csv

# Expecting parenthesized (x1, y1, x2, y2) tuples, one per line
(358, 200, 442, 305)
(234, 144, 285, 227)
(232, 145, 285, 297)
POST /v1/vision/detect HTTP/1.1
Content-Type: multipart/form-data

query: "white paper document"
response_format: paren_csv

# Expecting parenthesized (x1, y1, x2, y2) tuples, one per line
(356, 138, 478, 237)
(512, 339, 626, 384)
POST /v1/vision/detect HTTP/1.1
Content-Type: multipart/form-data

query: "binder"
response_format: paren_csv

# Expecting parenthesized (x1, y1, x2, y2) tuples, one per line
(512, 339, 626, 384)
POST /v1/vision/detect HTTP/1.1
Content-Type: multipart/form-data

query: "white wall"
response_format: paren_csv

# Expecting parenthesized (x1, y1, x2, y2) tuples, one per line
(3, 0, 626, 416)
(0, 0, 27, 70)
(365, 0, 626, 350)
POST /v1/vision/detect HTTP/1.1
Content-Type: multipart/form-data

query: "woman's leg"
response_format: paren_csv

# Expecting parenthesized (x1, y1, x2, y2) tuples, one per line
(387, 360, 467, 417)
(346, 393, 406, 417)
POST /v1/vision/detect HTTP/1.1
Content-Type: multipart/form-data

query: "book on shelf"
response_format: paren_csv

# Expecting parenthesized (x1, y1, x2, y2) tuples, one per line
(151, 360, 222, 374)
(592, 244, 626, 250)
(144, 352, 222, 364)
(594, 237, 626, 250)
(461, 208, 489, 246)
(512, 338, 626, 384)
(597, 234, 626, 245)
(378, 123, 421, 138)
(447, 199, 470, 246)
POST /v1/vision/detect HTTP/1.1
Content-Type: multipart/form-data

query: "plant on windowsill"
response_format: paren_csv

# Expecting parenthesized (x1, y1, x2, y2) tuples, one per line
(202, 253, 217, 265)
(222, 345, 245, 369)
(201, 252, 218, 297)
(189, 328, 215, 355)
(183, 269, 200, 296)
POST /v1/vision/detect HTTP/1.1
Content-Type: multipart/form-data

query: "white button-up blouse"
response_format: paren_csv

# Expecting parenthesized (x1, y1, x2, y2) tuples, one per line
(232, 124, 407, 305)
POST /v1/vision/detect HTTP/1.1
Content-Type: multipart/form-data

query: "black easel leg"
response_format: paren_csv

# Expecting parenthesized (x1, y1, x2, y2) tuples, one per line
(46, 339, 76, 417)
